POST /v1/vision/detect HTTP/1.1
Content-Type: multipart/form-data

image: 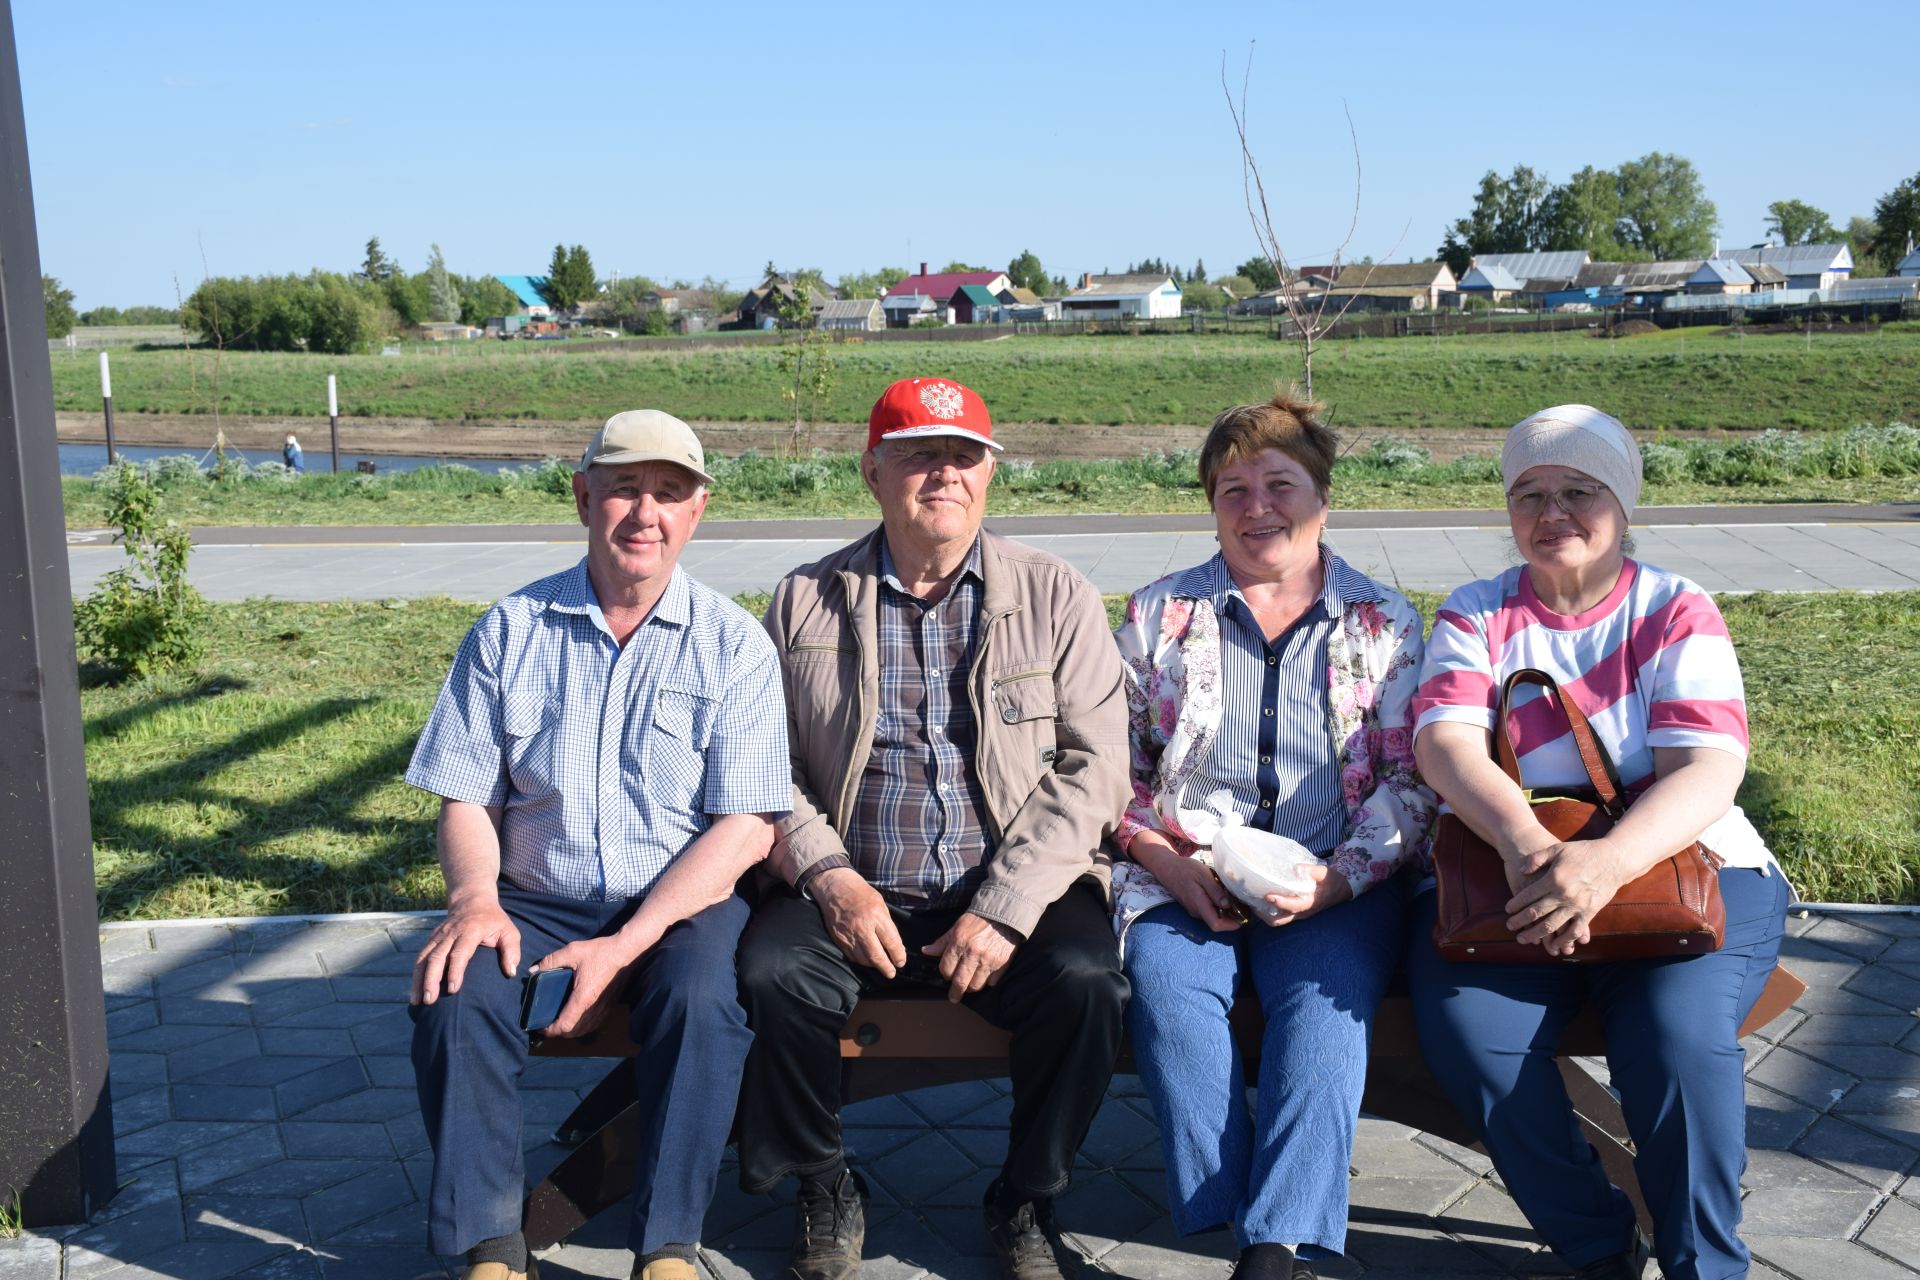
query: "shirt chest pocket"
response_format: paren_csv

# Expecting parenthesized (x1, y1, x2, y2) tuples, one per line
(502, 691, 564, 800)
(630, 686, 716, 810)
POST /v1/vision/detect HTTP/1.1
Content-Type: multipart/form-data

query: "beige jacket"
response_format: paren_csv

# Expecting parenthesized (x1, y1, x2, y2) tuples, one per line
(762, 528, 1130, 937)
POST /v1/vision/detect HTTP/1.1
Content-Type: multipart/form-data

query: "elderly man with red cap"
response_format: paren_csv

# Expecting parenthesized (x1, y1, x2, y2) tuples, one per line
(736, 378, 1131, 1280)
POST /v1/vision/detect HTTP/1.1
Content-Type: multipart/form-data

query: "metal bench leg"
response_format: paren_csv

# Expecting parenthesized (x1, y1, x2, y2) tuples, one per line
(553, 1061, 640, 1148)
(523, 1099, 642, 1252)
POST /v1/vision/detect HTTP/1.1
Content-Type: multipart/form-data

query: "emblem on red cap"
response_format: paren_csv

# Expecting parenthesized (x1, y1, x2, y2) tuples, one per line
(918, 382, 965, 420)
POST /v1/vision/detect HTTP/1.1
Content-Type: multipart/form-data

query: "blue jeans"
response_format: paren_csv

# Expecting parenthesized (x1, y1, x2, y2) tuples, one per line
(1124, 882, 1404, 1258)
(1406, 867, 1788, 1279)
(410, 885, 752, 1258)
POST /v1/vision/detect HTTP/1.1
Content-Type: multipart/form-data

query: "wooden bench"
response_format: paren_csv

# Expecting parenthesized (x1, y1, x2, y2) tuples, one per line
(521, 965, 1806, 1251)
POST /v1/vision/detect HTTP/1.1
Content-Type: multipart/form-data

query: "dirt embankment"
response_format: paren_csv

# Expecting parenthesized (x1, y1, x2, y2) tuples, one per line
(54, 413, 1758, 464)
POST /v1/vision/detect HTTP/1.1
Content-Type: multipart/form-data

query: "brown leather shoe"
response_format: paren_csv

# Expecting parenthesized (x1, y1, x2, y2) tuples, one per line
(462, 1262, 539, 1280)
(636, 1259, 699, 1280)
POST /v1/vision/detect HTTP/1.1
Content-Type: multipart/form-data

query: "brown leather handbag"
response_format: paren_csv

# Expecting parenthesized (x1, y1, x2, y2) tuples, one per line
(1430, 668, 1725, 963)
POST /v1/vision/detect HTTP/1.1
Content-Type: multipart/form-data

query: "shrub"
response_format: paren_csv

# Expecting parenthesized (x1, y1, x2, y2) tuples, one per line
(73, 463, 206, 678)
(1639, 442, 1690, 485)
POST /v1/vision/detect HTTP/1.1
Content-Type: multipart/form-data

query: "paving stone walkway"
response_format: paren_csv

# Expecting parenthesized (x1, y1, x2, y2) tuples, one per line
(4, 906, 1919, 1279)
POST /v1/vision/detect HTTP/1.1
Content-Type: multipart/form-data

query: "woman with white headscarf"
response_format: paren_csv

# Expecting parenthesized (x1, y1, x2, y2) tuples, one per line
(1407, 405, 1789, 1280)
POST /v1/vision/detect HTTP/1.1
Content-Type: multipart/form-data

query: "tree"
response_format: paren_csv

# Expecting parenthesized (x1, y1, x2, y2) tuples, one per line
(1871, 172, 1920, 273)
(1006, 250, 1048, 295)
(41, 275, 76, 338)
(1182, 280, 1227, 312)
(1191, 258, 1207, 284)
(1845, 216, 1881, 272)
(1613, 152, 1717, 261)
(1236, 256, 1280, 291)
(456, 275, 521, 326)
(357, 236, 397, 284)
(425, 244, 461, 322)
(1764, 200, 1837, 247)
(939, 260, 988, 273)
(837, 266, 907, 299)
(1538, 165, 1628, 259)
(542, 243, 596, 311)
(773, 270, 833, 452)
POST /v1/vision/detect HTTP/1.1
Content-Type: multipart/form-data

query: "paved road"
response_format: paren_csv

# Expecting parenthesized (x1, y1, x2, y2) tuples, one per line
(65, 506, 1920, 600)
(5, 905, 1917, 1278)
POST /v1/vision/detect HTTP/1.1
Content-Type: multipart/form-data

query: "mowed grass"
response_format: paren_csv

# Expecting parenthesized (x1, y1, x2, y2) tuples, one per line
(49, 325, 1920, 431)
(84, 592, 1915, 920)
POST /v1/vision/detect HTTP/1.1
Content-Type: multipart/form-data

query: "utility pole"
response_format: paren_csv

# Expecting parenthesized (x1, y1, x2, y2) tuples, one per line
(0, 0, 118, 1226)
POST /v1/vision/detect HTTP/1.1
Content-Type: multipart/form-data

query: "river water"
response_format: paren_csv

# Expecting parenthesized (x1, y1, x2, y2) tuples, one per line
(59, 443, 539, 477)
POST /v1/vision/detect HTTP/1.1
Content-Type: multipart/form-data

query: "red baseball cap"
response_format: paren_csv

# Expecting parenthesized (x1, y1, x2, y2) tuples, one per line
(866, 377, 1001, 452)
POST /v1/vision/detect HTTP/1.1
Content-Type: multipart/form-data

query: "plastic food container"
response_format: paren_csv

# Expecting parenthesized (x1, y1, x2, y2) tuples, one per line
(1213, 825, 1318, 920)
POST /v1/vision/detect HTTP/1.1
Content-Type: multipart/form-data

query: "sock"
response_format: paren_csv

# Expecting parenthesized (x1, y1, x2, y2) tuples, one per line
(1232, 1244, 1297, 1280)
(633, 1243, 697, 1274)
(467, 1231, 529, 1273)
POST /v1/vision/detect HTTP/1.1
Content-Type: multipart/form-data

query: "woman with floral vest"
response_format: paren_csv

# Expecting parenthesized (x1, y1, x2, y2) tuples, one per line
(1110, 392, 1435, 1280)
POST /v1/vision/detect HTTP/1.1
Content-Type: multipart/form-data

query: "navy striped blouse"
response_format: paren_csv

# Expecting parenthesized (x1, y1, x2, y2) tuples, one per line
(1185, 550, 1383, 856)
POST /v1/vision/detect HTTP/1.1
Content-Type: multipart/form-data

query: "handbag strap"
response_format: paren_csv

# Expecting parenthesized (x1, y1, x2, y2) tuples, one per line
(1491, 669, 1627, 814)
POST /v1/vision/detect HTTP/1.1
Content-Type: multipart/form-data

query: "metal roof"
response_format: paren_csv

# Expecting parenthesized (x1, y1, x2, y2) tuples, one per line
(496, 275, 550, 307)
(1897, 248, 1920, 276)
(1326, 261, 1452, 290)
(1690, 259, 1752, 286)
(1070, 273, 1179, 296)
(1716, 243, 1852, 274)
(953, 284, 1000, 306)
(1468, 250, 1590, 283)
(1459, 263, 1524, 291)
(884, 271, 1007, 301)
(817, 298, 881, 322)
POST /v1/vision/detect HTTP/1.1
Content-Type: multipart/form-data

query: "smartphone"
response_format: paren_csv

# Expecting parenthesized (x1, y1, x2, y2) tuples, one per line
(519, 967, 576, 1033)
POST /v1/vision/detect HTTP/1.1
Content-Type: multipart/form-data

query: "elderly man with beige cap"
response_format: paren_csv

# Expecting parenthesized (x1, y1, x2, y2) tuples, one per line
(1406, 404, 1788, 1279)
(405, 410, 791, 1280)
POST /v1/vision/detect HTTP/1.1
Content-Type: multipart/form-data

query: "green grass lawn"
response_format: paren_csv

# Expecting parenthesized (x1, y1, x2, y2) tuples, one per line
(51, 325, 1920, 431)
(83, 592, 1916, 920)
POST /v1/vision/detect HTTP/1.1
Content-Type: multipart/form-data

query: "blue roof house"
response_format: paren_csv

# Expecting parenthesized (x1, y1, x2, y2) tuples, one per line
(496, 275, 553, 317)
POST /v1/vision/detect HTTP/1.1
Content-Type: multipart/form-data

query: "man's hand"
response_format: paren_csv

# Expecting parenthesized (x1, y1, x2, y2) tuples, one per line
(530, 935, 637, 1039)
(811, 867, 909, 977)
(1505, 839, 1631, 957)
(922, 912, 1019, 1003)
(411, 898, 520, 1005)
(1259, 862, 1353, 927)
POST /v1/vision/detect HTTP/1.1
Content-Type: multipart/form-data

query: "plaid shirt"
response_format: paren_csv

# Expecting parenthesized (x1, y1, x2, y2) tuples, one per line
(406, 559, 791, 901)
(841, 537, 995, 910)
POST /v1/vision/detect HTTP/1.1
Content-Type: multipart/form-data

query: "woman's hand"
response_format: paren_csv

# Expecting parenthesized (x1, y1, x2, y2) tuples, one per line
(1129, 831, 1244, 932)
(1260, 862, 1353, 927)
(1504, 838, 1632, 957)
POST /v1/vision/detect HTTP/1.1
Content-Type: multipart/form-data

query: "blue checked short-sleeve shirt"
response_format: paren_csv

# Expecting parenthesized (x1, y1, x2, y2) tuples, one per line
(406, 559, 791, 901)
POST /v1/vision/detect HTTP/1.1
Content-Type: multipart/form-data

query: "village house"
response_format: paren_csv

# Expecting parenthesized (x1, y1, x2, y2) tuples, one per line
(817, 297, 883, 332)
(495, 275, 552, 318)
(881, 264, 1014, 328)
(1715, 243, 1852, 291)
(1322, 261, 1457, 312)
(735, 275, 833, 329)
(1061, 272, 1183, 320)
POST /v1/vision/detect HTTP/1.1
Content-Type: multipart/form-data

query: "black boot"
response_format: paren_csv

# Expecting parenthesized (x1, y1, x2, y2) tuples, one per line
(788, 1168, 867, 1280)
(983, 1179, 1066, 1280)
(1573, 1226, 1651, 1279)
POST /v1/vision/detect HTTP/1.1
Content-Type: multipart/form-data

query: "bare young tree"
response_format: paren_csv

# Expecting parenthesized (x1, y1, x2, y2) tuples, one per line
(1222, 47, 1398, 401)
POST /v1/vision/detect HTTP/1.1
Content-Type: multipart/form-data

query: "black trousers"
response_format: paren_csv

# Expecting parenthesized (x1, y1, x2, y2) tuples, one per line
(735, 876, 1128, 1199)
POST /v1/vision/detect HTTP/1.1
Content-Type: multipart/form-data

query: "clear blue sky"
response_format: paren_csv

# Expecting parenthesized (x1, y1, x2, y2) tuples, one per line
(13, 0, 1912, 309)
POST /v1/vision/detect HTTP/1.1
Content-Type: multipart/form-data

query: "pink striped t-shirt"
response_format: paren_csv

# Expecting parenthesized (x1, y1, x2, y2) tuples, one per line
(1412, 559, 1771, 869)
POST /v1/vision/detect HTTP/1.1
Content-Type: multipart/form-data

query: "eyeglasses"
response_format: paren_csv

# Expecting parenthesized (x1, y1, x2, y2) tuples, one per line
(1506, 484, 1606, 518)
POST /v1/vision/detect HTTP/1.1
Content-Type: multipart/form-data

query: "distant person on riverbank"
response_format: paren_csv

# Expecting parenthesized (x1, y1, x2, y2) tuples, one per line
(404, 409, 790, 1280)
(282, 432, 303, 473)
